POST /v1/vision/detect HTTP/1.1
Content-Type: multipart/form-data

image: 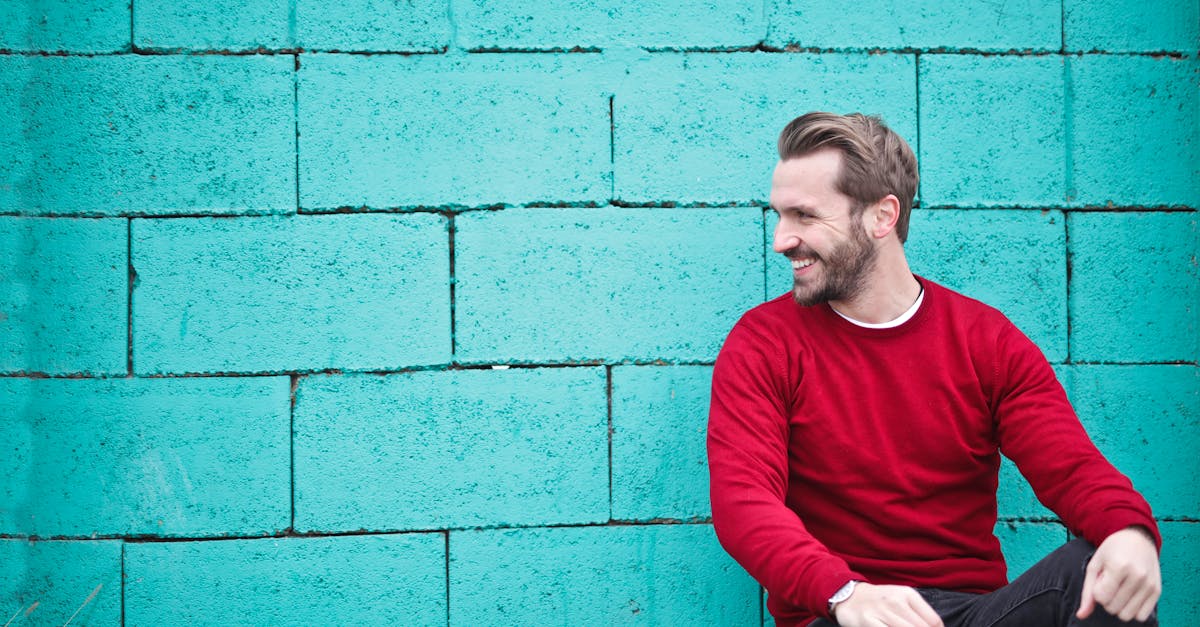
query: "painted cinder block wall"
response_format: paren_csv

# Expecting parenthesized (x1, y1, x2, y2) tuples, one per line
(1, 0, 1197, 624)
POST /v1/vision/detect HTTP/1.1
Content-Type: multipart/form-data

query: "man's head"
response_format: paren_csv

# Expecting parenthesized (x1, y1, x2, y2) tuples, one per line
(776, 112, 918, 243)
(770, 112, 918, 307)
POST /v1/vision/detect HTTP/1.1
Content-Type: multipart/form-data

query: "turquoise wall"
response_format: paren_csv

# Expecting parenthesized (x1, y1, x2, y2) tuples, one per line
(2, 0, 1197, 624)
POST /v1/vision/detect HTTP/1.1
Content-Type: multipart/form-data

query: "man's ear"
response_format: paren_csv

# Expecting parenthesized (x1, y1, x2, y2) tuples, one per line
(867, 194, 901, 240)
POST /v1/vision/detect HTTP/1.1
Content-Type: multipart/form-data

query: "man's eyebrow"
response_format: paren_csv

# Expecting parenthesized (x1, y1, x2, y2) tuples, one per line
(770, 203, 817, 213)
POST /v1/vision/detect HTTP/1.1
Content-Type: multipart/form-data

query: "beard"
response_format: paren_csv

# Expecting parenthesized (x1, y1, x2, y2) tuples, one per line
(786, 226, 877, 307)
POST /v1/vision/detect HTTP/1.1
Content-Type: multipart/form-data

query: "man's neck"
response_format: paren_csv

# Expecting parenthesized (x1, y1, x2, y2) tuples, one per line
(828, 249, 921, 324)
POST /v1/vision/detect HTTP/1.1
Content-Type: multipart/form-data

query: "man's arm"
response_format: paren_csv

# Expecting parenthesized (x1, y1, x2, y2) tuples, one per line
(707, 320, 865, 617)
(991, 322, 1161, 618)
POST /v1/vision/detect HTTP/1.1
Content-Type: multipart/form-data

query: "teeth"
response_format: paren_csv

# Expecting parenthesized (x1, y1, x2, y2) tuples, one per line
(791, 259, 815, 269)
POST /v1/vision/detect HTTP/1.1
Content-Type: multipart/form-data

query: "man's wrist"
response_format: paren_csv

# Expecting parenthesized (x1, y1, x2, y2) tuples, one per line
(828, 579, 860, 617)
(1127, 525, 1155, 542)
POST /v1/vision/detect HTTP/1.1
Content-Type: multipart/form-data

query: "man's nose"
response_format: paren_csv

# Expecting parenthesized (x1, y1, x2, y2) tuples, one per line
(772, 226, 800, 254)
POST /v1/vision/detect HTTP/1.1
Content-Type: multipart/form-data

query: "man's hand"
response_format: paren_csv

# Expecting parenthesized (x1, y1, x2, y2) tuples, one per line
(1077, 527, 1161, 623)
(833, 582, 944, 627)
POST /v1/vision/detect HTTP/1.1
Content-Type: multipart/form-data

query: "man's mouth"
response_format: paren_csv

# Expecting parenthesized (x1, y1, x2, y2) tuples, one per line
(790, 258, 816, 270)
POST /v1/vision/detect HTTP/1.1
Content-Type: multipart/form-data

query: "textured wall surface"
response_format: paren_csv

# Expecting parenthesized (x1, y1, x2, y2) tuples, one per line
(1, 0, 1197, 624)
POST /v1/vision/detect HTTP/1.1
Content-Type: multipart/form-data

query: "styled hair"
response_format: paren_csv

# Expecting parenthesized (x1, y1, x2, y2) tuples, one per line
(777, 112, 919, 243)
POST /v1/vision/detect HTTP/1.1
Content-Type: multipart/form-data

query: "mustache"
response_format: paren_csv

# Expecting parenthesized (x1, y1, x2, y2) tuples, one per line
(782, 247, 820, 260)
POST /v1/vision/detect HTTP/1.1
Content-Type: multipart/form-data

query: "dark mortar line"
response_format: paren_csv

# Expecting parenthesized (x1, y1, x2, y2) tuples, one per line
(130, 46, 311, 56)
(608, 95, 616, 201)
(128, 370, 309, 379)
(0, 48, 1190, 59)
(120, 542, 126, 627)
(907, 205, 1198, 213)
(90, 212, 288, 220)
(126, 219, 134, 377)
(443, 531, 451, 627)
(467, 46, 602, 54)
(1059, 0, 1067, 53)
(34, 202, 1194, 218)
(1063, 56, 1076, 206)
(914, 52, 923, 206)
(128, 0, 135, 52)
(1064, 214, 1074, 364)
(298, 202, 607, 215)
(293, 52, 301, 214)
(1056, 207, 1195, 215)
(606, 365, 614, 522)
(607, 199, 765, 209)
(295, 48, 448, 56)
(7, 519, 719, 543)
(289, 374, 298, 532)
(448, 213, 457, 357)
(0, 360, 719, 380)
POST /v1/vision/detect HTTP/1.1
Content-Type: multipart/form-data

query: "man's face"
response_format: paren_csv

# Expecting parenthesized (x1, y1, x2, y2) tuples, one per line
(769, 149, 877, 307)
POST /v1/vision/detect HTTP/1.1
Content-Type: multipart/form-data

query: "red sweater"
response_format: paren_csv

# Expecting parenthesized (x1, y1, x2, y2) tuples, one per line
(707, 278, 1159, 626)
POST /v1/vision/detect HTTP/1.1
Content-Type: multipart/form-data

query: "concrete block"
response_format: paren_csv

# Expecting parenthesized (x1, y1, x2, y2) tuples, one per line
(615, 52, 916, 205)
(125, 534, 445, 625)
(132, 214, 450, 374)
(135, 0, 450, 51)
(1, 217, 126, 375)
(1159, 521, 1200, 625)
(298, 54, 610, 209)
(294, 368, 607, 531)
(298, 0, 450, 51)
(450, 524, 759, 624)
(1069, 56, 1199, 208)
(0, 539, 121, 626)
(611, 365, 713, 521)
(0, 55, 294, 216)
(1068, 212, 1198, 362)
(998, 456, 1056, 520)
(994, 521, 1067, 581)
(1065, 0, 1200, 53)
(767, 0, 1059, 51)
(0, 377, 290, 537)
(0, 0, 128, 52)
(906, 209, 1068, 362)
(134, 0, 291, 50)
(1066, 365, 1198, 518)
(455, 207, 763, 363)
(919, 55, 1065, 207)
(454, 0, 764, 50)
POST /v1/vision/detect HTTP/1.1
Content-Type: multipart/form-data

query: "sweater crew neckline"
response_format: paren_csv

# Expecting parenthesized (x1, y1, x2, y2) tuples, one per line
(810, 276, 932, 337)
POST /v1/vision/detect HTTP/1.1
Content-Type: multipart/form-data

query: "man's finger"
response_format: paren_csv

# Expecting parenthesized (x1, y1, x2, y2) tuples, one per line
(876, 611, 922, 627)
(1135, 592, 1158, 623)
(1116, 587, 1148, 623)
(1102, 572, 1137, 620)
(1076, 561, 1100, 619)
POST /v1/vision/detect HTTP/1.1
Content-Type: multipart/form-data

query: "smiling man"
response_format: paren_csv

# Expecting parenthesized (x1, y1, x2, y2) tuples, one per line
(707, 112, 1161, 627)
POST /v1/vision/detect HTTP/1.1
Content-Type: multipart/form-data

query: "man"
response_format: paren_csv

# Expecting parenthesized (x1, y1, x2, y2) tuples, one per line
(707, 112, 1161, 627)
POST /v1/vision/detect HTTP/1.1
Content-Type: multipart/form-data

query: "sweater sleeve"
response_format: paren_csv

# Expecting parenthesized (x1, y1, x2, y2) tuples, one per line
(991, 322, 1161, 550)
(707, 319, 866, 616)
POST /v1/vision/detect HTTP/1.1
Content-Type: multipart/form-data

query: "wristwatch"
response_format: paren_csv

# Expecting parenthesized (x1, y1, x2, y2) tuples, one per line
(828, 580, 860, 616)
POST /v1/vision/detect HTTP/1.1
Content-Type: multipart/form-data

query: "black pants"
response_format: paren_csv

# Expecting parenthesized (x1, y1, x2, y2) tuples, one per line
(811, 539, 1157, 626)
